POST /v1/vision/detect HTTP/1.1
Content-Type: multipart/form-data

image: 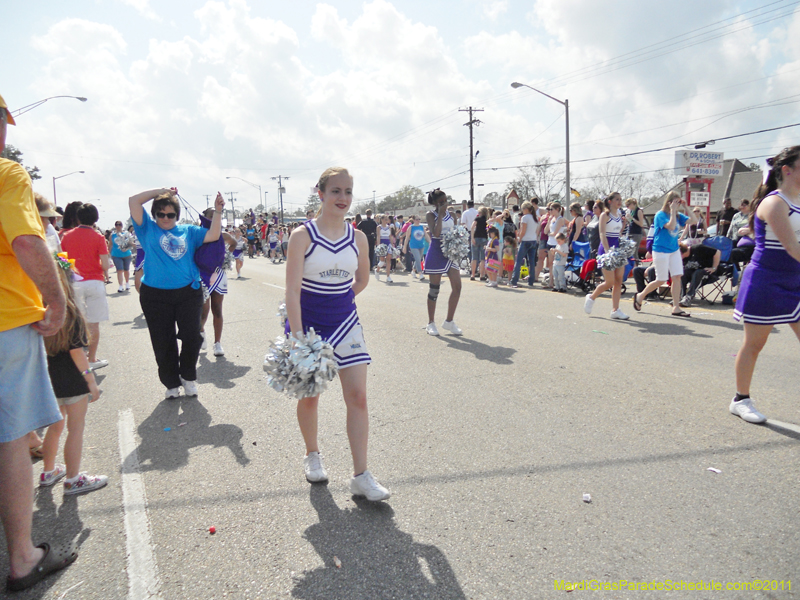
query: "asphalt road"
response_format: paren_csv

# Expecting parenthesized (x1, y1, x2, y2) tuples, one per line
(3, 257, 798, 600)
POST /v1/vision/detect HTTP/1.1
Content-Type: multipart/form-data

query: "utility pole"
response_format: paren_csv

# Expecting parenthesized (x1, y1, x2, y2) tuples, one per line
(271, 176, 289, 224)
(202, 194, 213, 210)
(225, 192, 236, 226)
(460, 107, 483, 205)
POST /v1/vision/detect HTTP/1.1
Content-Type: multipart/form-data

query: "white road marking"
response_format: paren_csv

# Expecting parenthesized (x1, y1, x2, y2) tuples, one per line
(262, 282, 285, 290)
(118, 409, 162, 600)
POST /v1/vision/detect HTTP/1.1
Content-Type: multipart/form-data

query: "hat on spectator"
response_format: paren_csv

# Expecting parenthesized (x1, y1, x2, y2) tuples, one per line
(0, 94, 16, 125)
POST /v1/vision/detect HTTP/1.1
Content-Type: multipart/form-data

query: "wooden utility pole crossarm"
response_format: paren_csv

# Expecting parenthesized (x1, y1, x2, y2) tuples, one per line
(460, 107, 483, 206)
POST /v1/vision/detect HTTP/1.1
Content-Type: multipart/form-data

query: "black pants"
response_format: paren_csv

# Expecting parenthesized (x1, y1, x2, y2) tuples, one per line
(367, 239, 376, 269)
(633, 266, 657, 297)
(140, 283, 204, 389)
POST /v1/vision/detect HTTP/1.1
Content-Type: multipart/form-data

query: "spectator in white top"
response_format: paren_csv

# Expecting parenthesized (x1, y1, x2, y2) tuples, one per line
(460, 200, 477, 231)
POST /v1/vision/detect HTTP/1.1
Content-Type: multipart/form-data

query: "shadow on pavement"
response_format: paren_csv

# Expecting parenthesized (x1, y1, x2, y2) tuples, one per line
(196, 355, 251, 389)
(112, 312, 148, 330)
(292, 485, 466, 600)
(135, 398, 250, 471)
(763, 419, 800, 441)
(434, 335, 516, 364)
(615, 319, 713, 338)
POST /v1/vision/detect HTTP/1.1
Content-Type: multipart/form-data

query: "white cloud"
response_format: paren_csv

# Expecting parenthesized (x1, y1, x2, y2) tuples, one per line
(483, 0, 508, 21)
(119, 0, 161, 22)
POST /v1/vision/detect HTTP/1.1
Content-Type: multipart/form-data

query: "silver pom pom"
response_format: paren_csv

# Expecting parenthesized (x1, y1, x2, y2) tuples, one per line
(277, 302, 288, 329)
(263, 328, 339, 399)
(440, 226, 470, 263)
(375, 243, 389, 257)
(222, 250, 234, 271)
(597, 238, 636, 271)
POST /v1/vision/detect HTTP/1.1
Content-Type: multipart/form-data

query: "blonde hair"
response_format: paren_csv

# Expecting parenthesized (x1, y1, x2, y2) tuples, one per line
(478, 206, 490, 218)
(625, 198, 638, 208)
(317, 167, 352, 192)
(44, 268, 88, 356)
(661, 191, 681, 213)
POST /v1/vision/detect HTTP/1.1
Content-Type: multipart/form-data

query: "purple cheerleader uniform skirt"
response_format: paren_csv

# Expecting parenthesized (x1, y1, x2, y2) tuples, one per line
(423, 238, 455, 274)
(734, 263, 800, 324)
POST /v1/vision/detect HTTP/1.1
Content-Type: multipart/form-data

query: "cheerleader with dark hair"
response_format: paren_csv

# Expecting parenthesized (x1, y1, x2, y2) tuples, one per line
(423, 189, 463, 336)
(730, 146, 800, 424)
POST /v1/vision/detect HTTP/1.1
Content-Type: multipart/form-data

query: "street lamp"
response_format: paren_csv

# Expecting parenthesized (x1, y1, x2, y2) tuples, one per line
(225, 176, 262, 210)
(52, 170, 85, 207)
(511, 82, 570, 201)
(12, 96, 88, 119)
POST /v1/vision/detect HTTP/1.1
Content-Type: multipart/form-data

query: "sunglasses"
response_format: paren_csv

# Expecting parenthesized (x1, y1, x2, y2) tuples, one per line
(156, 212, 177, 219)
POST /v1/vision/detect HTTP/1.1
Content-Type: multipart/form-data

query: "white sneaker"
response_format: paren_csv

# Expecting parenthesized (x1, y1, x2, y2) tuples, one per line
(165, 387, 181, 399)
(89, 359, 108, 370)
(374, 270, 380, 280)
(39, 464, 67, 487)
(118, 285, 124, 293)
(729, 397, 766, 423)
(441, 320, 462, 335)
(180, 377, 198, 397)
(200, 332, 207, 350)
(426, 322, 440, 336)
(419, 275, 426, 282)
(235, 272, 240, 279)
(386, 275, 393, 283)
(412, 272, 418, 279)
(610, 309, 629, 320)
(303, 452, 329, 483)
(125, 282, 130, 291)
(213, 342, 225, 357)
(350, 470, 390, 501)
(584, 294, 595, 314)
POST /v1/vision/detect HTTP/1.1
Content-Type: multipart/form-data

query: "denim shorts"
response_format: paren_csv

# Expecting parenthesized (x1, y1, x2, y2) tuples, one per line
(0, 325, 62, 443)
(472, 237, 487, 262)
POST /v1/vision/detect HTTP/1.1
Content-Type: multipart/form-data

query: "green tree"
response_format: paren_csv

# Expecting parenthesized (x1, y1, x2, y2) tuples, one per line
(378, 185, 424, 213)
(482, 191, 500, 207)
(748, 162, 762, 172)
(305, 192, 321, 214)
(0, 144, 41, 181)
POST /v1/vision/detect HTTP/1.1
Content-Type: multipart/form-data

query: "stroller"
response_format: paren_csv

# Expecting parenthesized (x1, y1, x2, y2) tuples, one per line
(566, 242, 595, 293)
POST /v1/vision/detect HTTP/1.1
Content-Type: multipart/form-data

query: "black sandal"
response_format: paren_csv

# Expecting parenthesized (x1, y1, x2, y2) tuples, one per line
(633, 294, 642, 312)
(6, 542, 78, 592)
(671, 310, 691, 318)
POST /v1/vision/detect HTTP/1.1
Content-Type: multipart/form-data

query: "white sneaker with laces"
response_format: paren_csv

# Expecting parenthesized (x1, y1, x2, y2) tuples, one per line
(419, 275, 426, 282)
(39, 464, 67, 487)
(426, 322, 440, 336)
(165, 387, 181, 399)
(180, 377, 198, 397)
(441, 320, 463, 335)
(386, 275, 393, 283)
(89, 359, 108, 370)
(303, 452, 329, 483)
(213, 342, 225, 357)
(118, 285, 124, 293)
(350, 470, 390, 501)
(584, 294, 595, 314)
(200, 332, 207, 350)
(729, 397, 766, 423)
(610, 309, 629, 320)
(63, 473, 108, 496)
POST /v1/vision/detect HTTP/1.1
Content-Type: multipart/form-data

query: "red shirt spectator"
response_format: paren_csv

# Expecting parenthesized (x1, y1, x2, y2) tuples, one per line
(61, 226, 108, 281)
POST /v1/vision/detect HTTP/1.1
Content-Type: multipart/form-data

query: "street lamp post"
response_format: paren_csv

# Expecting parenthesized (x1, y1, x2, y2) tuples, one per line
(12, 96, 88, 119)
(511, 82, 570, 202)
(52, 170, 85, 207)
(225, 176, 263, 213)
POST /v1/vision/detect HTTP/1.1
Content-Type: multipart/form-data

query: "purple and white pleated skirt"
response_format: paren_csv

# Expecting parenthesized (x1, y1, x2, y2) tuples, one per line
(423, 238, 455, 274)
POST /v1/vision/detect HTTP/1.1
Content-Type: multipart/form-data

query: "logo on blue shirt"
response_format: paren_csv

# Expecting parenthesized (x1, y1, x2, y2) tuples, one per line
(159, 232, 187, 260)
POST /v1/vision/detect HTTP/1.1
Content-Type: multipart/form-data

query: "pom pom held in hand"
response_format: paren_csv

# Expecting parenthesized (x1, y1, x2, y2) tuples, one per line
(440, 226, 470, 263)
(597, 237, 637, 270)
(263, 328, 338, 399)
(375, 244, 389, 258)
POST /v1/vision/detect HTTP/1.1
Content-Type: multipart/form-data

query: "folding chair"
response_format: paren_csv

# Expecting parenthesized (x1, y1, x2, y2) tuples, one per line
(566, 242, 591, 291)
(696, 236, 739, 304)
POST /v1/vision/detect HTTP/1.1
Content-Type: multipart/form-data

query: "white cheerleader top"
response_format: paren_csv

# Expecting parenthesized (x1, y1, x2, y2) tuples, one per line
(379, 225, 392, 242)
(431, 210, 454, 239)
(605, 211, 623, 238)
(302, 220, 359, 296)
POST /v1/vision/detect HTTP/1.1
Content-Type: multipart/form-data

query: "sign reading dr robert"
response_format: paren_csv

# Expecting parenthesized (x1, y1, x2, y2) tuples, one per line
(675, 150, 724, 177)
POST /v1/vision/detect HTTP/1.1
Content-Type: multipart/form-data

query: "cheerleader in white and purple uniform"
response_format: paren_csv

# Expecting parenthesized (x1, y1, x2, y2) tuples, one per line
(199, 208, 237, 357)
(423, 189, 463, 336)
(584, 192, 631, 320)
(232, 229, 245, 278)
(285, 167, 390, 501)
(730, 146, 800, 424)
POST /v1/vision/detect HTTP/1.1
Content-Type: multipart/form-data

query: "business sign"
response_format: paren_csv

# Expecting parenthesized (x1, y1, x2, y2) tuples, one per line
(675, 150, 724, 177)
(690, 191, 710, 207)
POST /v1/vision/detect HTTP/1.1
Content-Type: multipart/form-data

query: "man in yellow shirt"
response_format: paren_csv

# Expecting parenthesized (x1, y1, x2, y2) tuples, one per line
(0, 93, 77, 591)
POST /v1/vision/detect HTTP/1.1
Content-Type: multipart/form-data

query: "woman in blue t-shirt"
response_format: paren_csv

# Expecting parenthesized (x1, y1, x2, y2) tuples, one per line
(401, 215, 429, 281)
(109, 221, 134, 293)
(633, 191, 697, 317)
(129, 188, 224, 398)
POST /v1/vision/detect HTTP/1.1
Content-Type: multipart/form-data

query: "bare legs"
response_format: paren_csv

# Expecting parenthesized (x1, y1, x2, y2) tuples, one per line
(200, 293, 225, 344)
(590, 266, 624, 311)
(42, 400, 88, 479)
(87, 322, 100, 363)
(635, 275, 684, 315)
(296, 364, 369, 476)
(0, 435, 45, 579)
(426, 268, 461, 323)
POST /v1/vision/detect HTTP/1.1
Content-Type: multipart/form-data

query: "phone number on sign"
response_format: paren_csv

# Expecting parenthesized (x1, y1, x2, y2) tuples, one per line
(554, 579, 791, 592)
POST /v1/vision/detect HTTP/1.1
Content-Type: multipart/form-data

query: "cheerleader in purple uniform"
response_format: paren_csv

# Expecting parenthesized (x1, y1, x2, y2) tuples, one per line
(232, 229, 245, 278)
(285, 167, 390, 501)
(423, 189, 463, 336)
(133, 230, 145, 293)
(584, 192, 631, 320)
(730, 146, 800, 424)
(199, 208, 237, 357)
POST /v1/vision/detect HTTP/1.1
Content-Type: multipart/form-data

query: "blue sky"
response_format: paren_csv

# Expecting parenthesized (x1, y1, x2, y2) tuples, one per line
(3, 0, 799, 225)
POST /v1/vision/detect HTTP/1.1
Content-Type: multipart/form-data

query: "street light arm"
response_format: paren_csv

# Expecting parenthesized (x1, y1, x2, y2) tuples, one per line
(510, 82, 566, 107)
(12, 96, 88, 118)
